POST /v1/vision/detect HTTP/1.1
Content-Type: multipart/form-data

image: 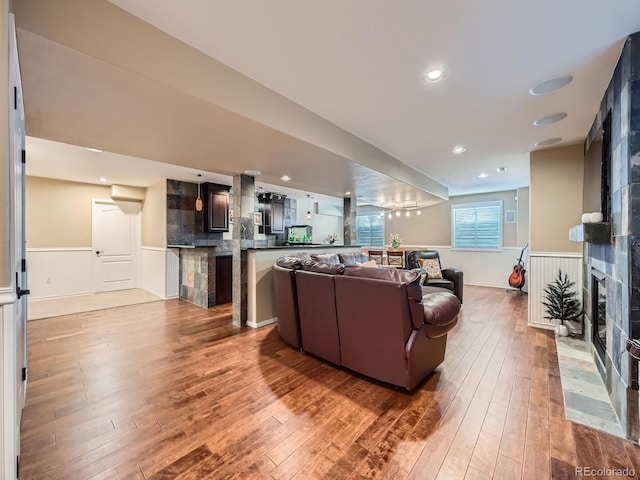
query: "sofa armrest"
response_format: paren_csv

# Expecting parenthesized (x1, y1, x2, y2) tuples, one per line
(409, 268, 429, 286)
(421, 291, 460, 338)
(441, 267, 462, 282)
(441, 268, 463, 303)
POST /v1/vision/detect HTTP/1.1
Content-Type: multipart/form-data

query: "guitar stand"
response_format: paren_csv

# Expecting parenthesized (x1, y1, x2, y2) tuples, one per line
(506, 287, 527, 295)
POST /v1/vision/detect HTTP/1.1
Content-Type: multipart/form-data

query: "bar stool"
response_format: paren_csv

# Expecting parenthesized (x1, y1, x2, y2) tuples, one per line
(387, 250, 404, 268)
(368, 250, 384, 265)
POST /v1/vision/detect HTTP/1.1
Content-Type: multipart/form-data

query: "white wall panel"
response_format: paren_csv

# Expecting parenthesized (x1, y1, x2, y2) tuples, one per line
(140, 247, 179, 299)
(527, 252, 583, 329)
(26, 248, 92, 300)
(404, 245, 526, 290)
(165, 248, 179, 299)
(140, 247, 166, 298)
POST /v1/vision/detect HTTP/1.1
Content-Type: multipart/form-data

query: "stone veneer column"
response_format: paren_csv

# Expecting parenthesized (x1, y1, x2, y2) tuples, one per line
(343, 197, 357, 245)
(232, 174, 256, 326)
(582, 31, 640, 441)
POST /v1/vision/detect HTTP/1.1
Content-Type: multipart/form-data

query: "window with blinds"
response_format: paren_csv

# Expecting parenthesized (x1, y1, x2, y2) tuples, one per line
(452, 201, 503, 250)
(357, 214, 384, 247)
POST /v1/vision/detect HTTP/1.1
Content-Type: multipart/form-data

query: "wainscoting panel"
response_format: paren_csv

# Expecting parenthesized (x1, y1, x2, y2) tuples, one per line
(140, 247, 179, 299)
(405, 245, 526, 290)
(165, 248, 179, 299)
(26, 248, 93, 300)
(140, 247, 167, 299)
(527, 252, 583, 329)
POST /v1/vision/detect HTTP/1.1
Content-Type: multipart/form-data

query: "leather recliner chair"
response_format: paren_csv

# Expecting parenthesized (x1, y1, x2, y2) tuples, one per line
(404, 250, 464, 303)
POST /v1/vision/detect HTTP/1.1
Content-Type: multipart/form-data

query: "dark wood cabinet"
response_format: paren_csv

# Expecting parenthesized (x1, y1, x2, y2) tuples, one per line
(258, 194, 286, 234)
(215, 255, 232, 305)
(203, 183, 230, 232)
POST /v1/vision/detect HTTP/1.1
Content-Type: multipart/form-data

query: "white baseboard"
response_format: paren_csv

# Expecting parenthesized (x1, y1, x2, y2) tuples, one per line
(247, 317, 278, 329)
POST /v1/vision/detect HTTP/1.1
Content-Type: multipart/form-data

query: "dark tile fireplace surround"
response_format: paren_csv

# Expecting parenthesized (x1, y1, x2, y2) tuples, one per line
(580, 32, 640, 441)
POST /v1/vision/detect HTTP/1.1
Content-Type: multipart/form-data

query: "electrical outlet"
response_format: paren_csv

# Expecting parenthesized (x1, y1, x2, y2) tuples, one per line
(46, 277, 52, 284)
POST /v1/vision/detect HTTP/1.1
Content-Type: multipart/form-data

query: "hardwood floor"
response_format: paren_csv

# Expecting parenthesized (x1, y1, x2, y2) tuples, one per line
(19, 286, 640, 479)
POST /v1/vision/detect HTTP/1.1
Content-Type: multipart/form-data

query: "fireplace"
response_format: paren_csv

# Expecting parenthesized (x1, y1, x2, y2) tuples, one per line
(591, 270, 606, 363)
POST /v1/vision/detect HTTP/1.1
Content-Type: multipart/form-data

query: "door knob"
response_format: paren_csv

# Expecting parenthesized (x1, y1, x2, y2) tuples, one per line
(95, 250, 103, 257)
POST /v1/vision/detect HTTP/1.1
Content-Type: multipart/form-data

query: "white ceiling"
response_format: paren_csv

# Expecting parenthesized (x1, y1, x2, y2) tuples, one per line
(14, 0, 640, 205)
(106, 0, 640, 195)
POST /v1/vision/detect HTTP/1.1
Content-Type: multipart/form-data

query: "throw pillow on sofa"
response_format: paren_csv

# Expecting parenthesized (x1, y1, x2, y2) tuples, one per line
(276, 255, 305, 270)
(311, 253, 341, 265)
(418, 258, 443, 279)
(301, 260, 345, 275)
(355, 260, 378, 268)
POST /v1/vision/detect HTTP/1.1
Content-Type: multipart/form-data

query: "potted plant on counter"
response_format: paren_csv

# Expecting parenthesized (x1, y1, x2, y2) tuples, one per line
(327, 233, 338, 244)
(542, 269, 582, 336)
(390, 233, 402, 251)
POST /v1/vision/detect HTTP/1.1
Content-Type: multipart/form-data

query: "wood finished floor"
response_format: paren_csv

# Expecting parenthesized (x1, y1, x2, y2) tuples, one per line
(19, 286, 640, 479)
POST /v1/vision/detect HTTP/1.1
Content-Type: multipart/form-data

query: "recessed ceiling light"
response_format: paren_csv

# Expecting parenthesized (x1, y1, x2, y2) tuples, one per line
(534, 137, 562, 147)
(345, 191, 351, 196)
(533, 113, 568, 126)
(99, 177, 107, 183)
(86, 147, 103, 153)
(424, 68, 445, 83)
(452, 145, 466, 154)
(243, 169, 261, 176)
(478, 173, 489, 179)
(280, 175, 291, 181)
(496, 166, 507, 173)
(529, 75, 573, 95)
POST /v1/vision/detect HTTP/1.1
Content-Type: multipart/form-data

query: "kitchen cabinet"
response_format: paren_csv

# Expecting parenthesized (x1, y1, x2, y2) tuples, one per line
(258, 194, 285, 234)
(215, 255, 232, 304)
(203, 182, 230, 232)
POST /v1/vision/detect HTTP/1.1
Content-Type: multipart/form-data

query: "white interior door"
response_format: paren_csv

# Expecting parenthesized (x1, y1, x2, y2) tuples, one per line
(9, 14, 28, 477)
(92, 200, 140, 293)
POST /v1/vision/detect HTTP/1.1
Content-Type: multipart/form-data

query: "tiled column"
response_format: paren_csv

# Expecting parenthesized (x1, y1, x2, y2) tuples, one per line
(343, 197, 357, 245)
(232, 174, 256, 326)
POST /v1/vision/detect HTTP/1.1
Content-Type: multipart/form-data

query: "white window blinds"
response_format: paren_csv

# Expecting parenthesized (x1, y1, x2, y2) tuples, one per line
(452, 201, 503, 250)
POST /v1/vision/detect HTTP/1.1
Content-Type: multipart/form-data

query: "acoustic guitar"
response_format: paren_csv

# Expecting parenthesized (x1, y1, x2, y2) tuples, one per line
(508, 243, 528, 289)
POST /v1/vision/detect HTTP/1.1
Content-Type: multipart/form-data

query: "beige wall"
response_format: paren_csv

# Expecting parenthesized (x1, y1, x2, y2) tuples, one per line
(384, 189, 522, 247)
(530, 144, 583, 253)
(26, 176, 111, 248)
(517, 187, 530, 247)
(141, 180, 167, 248)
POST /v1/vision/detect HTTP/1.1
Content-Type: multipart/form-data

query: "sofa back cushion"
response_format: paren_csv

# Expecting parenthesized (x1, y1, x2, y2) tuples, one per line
(344, 266, 424, 328)
(272, 265, 301, 348)
(334, 275, 413, 385)
(339, 251, 369, 266)
(301, 260, 345, 275)
(296, 270, 341, 365)
(276, 255, 305, 270)
(311, 252, 341, 265)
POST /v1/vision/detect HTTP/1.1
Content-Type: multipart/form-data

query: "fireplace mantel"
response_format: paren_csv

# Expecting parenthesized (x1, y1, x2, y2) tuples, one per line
(569, 223, 612, 244)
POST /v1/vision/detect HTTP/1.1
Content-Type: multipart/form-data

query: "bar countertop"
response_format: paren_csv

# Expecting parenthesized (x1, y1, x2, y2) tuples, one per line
(246, 244, 360, 251)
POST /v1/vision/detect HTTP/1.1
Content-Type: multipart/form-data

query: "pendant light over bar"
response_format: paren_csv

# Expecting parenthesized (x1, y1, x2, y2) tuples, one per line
(195, 174, 203, 212)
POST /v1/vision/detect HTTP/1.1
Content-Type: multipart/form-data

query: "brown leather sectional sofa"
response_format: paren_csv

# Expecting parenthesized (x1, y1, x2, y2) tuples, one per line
(272, 253, 461, 390)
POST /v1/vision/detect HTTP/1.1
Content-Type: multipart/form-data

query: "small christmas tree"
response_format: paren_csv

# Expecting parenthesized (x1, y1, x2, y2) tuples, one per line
(542, 269, 582, 324)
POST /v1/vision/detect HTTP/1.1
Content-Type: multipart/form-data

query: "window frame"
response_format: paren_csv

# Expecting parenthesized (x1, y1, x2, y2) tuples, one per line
(451, 200, 503, 251)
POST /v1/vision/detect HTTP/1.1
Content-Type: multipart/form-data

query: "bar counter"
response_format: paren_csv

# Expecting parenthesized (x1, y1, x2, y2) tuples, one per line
(246, 245, 362, 327)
